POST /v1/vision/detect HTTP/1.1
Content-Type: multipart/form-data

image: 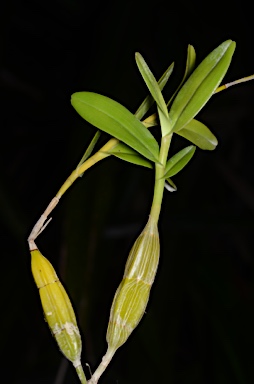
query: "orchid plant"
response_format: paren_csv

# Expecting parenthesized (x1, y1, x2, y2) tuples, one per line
(28, 40, 253, 384)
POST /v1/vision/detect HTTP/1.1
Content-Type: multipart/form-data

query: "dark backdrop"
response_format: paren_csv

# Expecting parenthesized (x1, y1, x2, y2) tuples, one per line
(1, 1, 254, 383)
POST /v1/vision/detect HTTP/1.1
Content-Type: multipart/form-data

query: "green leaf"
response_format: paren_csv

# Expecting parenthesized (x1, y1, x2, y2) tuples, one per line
(135, 62, 174, 121)
(177, 119, 218, 150)
(185, 44, 196, 79)
(107, 142, 153, 168)
(167, 44, 196, 108)
(77, 130, 101, 176)
(165, 177, 177, 192)
(135, 53, 173, 136)
(135, 52, 169, 118)
(169, 40, 236, 132)
(143, 45, 196, 129)
(164, 145, 196, 178)
(71, 92, 160, 163)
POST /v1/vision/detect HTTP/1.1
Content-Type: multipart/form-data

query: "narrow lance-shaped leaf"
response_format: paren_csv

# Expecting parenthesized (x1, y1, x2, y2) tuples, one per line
(106, 142, 152, 168)
(135, 61, 174, 120)
(169, 40, 236, 132)
(185, 44, 196, 78)
(167, 44, 196, 107)
(77, 130, 101, 176)
(164, 145, 196, 178)
(135, 52, 169, 117)
(71, 92, 160, 163)
(135, 53, 172, 136)
(176, 119, 218, 150)
(143, 45, 196, 129)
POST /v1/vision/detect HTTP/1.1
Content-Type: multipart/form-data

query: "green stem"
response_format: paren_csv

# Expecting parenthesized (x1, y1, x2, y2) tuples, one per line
(75, 364, 87, 384)
(149, 133, 173, 223)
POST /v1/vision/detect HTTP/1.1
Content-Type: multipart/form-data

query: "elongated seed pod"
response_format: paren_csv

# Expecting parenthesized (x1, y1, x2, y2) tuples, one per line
(31, 249, 82, 368)
(106, 216, 160, 351)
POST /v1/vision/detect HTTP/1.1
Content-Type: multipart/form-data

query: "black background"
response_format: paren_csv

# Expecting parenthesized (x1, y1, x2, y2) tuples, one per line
(1, 1, 254, 383)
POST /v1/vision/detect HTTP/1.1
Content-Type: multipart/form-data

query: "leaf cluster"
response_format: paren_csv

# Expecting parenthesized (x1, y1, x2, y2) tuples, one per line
(71, 40, 235, 186)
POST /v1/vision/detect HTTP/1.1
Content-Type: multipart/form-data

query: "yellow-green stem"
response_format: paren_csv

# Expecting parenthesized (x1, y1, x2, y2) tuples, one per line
(215, 74, 254, 94)
(149, 133, 173, 223)
(28, 138, 118, 246)
(75, 364, 88, 384)
(56, 138, 118, 198)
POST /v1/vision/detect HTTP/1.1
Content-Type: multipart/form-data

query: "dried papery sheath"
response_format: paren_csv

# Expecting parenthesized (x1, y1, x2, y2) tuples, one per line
(107, 216, 160, 350)
(31, 250, 82, 368)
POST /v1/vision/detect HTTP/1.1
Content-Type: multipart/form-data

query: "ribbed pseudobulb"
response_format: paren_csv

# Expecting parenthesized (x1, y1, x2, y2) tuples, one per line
(106, 216, 160, 351)
(31, 250, 82, 368)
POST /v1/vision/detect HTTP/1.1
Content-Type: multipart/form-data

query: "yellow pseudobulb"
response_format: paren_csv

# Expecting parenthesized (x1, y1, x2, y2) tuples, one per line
(31, 250, 82, 368)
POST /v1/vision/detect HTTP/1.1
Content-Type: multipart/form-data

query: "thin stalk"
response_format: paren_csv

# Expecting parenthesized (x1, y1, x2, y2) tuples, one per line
(56, 138, 118, 198)
(75, 364, 88, 384)
(87, 347, 115, 384)
(149, 133, 173, 223)
(215, 74, 254, 93)
(28, 138, 118, 248)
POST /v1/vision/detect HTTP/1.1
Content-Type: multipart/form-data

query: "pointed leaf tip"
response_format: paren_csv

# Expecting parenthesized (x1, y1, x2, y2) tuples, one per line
(164, 145, 196, 178)
(135, 52, 169, 120)
(177, 119, 218, 150)
(135, 60, 174, 121)
(169, 40, 236, 132)
(107, 142, 153, 168)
